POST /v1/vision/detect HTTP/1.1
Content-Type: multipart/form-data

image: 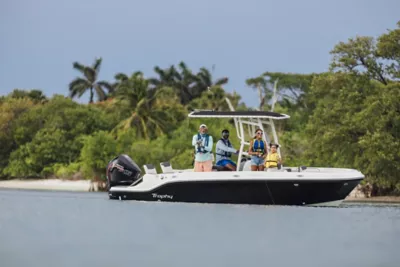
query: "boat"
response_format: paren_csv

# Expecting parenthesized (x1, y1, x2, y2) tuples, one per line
(106, 97, 364, 207)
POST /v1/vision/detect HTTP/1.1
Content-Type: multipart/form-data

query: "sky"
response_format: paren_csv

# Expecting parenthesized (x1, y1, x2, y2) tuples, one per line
(1, 0, 399, 108)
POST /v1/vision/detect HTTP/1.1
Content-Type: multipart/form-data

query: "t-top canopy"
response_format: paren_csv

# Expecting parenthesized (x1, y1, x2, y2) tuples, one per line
(188, 110, 290, 120)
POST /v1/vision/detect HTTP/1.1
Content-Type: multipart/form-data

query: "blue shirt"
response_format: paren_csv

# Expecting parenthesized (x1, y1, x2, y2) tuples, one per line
(192, 133, 213, 162)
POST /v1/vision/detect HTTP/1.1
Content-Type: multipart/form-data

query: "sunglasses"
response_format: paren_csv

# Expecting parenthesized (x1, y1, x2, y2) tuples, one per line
(256, 132, 263, 135)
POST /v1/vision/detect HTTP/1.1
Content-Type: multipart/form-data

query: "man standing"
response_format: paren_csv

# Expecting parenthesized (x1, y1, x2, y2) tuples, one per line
(215, 129, 239, 171)
(192, 124, 214, 172)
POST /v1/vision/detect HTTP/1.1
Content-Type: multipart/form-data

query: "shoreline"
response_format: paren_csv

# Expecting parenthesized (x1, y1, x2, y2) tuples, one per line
(1, 178, 399, 204)
(343, 196, 400, 204)
(0, 178, 99, 192)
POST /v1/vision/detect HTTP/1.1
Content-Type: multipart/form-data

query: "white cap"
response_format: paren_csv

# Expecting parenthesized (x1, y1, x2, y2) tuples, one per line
(199, 124, 207, 129)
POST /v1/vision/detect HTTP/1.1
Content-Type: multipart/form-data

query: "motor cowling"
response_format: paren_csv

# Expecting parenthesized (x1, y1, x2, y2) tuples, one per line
(106, 154, 142, 188)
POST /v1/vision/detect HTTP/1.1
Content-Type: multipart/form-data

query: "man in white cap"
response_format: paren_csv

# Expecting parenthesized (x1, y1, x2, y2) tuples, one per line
(192, 124, 214, 172)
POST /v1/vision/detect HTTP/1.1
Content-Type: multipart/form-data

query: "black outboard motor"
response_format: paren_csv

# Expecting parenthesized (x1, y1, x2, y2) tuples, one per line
(106, 154, 142, 189)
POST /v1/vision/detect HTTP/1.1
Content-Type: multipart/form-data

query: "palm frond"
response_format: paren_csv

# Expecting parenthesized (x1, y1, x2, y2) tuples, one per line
(68, 78, 91, 98)
(154, 66, 166, 79)
(72, 62, 86, 73)
(148, 78, 160, 86)
(214, 77, 229, 86)
(140, 117, 149, 139)
(198, 68, 212, 87)
(84, 67, 96, 83)
(114, 73, 129, 82)
(97, 81, 115, 94)
(92, 57, 102, 72)
(69, 84, 89, 98)
(178, 61, 188, 72)
(132, 71, 144, 78)
(94, 84, 106, 101)
(122, 112, 136, 130)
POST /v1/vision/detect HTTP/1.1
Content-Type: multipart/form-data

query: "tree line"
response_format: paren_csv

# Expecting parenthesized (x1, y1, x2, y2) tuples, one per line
(1, 21, 399, 195)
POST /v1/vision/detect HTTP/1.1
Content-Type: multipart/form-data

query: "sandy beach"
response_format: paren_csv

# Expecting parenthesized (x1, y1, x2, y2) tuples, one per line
(0, 179, 94, 191)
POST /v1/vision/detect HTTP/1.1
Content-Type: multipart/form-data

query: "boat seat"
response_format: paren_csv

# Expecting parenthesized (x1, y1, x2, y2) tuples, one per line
(299, 166, 307, 172)
(143, 164, 157, 175)
(240, 160, 252, 171)
(212, 165, 230, 171)
(160, 162, 174, 173)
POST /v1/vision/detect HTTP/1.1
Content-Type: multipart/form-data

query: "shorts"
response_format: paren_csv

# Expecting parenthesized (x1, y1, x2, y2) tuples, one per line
(216, 159, 237, 167)
(251, 156, 264, 166)
(194, 160, 213, 172)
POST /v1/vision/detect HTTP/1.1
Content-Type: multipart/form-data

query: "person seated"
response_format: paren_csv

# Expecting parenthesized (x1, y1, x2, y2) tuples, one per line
(248, 129, 267, 171)
(215, 129, 239, 171)
(265, 143, 282, 169)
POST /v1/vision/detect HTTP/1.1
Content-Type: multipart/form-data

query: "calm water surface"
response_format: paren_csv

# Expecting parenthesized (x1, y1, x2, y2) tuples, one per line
(0, 189, 399, 267)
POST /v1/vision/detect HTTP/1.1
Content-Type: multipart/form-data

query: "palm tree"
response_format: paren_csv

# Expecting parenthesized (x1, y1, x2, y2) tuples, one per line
(114, 87, 185, 140)
(111, 71, 185, 140)
(148, 62, 195, 105)
(148, 62, 229, 105)
(69, 57, 114, 103)
(113, 71, 148, 105)
(188, 86, 230, 111)
(148, 65, 177, 88)
(192, 67, 229, 99)
(172, 62, 198, 105)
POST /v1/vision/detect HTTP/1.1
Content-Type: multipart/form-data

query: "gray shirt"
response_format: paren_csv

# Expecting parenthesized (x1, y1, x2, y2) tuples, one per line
(215, 139, 237, 163)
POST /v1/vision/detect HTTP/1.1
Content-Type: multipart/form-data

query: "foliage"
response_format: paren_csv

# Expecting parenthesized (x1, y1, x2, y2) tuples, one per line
(0, 21, 399, 195)
(0, 97, 36, 177)
(79, 131, 118, 181)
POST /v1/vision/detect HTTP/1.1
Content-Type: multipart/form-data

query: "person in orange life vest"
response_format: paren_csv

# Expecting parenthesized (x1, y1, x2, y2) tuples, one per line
(192, 124, 214, 172)
(265, 143, 282, 169)
(248, 128, 267, 171)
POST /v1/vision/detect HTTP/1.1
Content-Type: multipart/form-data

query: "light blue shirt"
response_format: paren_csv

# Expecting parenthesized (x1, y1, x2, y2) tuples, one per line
(192, 133, 213, 162)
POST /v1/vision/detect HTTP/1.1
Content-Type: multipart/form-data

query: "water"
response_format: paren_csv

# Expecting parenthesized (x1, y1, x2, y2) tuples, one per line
(0, 189, 399, 267)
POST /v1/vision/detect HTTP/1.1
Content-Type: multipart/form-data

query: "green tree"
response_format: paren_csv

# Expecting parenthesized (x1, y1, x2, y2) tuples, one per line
(0, 97, 35, 177)
(330, 36, 388, 85)
(8, 89, 47, 103)
(5, 128, 70, 177)
(79, 131, 118, 181)
(305, 72, 400, 195)
(3, 95, 118, 178)
(376, 21, 400, 79)
(355, 82, 400, 194)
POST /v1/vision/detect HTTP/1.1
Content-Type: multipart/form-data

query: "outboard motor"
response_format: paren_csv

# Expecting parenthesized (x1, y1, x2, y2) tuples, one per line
(106, 154, 142, 189)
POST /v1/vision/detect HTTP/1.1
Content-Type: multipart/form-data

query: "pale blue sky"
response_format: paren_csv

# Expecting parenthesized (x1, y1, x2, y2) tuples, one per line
(1, 0, 399, 107)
